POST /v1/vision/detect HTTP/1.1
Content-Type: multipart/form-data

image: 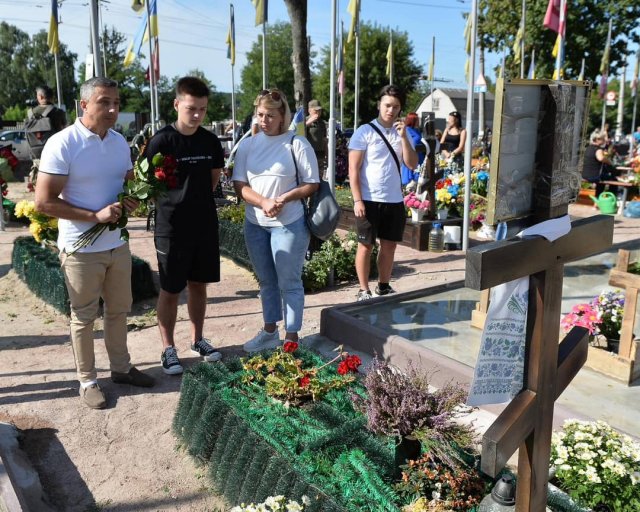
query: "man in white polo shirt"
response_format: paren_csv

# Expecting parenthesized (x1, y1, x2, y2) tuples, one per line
(348, 84, 418, 301)
(35, 77, 154, 409)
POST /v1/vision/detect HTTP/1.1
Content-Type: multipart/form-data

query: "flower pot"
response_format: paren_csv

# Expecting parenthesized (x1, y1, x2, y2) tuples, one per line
(410, 207, 426, 222)
(437, 209, 448, 220)
(394, 435, 421, 478)
(606, 338, 620, 354)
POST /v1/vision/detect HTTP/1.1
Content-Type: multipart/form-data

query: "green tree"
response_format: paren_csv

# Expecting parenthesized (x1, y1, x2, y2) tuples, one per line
(313, 22, 423, 128)
(238, 22, 296, 120)
(478, 0, 640, 82)
(0, 22, 77, 113)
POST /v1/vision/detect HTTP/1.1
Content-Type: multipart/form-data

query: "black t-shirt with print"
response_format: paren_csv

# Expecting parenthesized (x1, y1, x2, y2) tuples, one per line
(146, 125, 224, 238)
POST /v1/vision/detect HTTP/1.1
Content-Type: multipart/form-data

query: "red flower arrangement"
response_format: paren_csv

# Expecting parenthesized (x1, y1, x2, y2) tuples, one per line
(70, 152, 178, 252)
(242, 343, 362, 405)
(0, 177, 7, 197)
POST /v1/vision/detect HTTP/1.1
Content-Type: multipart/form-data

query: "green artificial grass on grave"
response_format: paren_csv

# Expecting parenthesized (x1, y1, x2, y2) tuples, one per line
(11, 236, 157, 315)
(173, 349, 402, 511)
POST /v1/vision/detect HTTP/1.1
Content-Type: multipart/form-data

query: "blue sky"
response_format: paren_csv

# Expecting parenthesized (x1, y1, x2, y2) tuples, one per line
(6, 0, 502, 93)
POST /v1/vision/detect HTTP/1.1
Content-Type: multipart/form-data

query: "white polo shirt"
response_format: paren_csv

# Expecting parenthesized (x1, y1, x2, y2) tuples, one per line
(39, 118, 132, 253)
(348, 119, 409, 203)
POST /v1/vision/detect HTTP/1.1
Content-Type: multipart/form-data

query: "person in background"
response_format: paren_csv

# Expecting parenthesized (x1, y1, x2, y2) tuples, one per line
(26, 85, 67, 187)
(305, 99, 328, 173)
(400, 112, 423, 187)
(582, 129, 618, 198)
(232, 88, 320, 353)
(348, 84, 418, 301)
(440, 111, 466, 166)
(35, 77, 154, 409)
(146, 76, 225, 375)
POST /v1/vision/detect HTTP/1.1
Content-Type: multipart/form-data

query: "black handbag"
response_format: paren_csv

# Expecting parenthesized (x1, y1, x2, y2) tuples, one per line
(290, 135, 341, 241)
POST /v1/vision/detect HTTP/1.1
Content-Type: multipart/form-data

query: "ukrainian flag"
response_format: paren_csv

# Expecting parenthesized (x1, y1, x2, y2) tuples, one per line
(252, 0, 267, 27)
(226, 4, 235, 66)
(48, 0, 59, 54)
(347, 0, 359, 44)
(289, 107, 306, 136)
(123, 10, 148, 67)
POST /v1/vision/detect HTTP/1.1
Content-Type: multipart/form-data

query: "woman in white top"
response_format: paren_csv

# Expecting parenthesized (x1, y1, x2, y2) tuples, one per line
(232, 89, 320, 353)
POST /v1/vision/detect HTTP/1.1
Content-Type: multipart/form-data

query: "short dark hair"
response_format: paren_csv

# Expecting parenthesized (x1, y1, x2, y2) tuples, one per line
(378, 84, 405, 108)
(176, 76, 210, 99)
(36, 85, 54, 101)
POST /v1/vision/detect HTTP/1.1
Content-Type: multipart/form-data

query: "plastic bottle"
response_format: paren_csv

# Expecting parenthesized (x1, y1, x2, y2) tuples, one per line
(495, 221, 508, 241)
(428, 223, 444, 252)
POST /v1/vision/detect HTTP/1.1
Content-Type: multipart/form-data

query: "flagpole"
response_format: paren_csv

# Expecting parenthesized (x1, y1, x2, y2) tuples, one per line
(90, 0, 103, 77)
(389, 31, 394, 85)
(615, 65, 626, 140)
(632, 52, 639, 152)
(262, 21, 268, 89)
(601, 19, 612, 131)
(462, 0, 477, 252)
(340, 20, 344, 131)
(554, 0, 565, 80)
(328, 0, 337, 192)
(429, 36, 435, 98)
(353, 2, 360, 131)
(230, 4, 237, 147)
(520, 0, 525, 79)
(145, 0, 157, 134)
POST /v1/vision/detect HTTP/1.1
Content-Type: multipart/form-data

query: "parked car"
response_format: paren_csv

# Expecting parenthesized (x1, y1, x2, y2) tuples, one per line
(0, 130, 31, 161)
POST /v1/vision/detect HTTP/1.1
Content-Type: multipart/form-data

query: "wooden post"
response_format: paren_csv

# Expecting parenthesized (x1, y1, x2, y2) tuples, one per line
(609, 249, 639, 360)
(465, 215, 614, 511)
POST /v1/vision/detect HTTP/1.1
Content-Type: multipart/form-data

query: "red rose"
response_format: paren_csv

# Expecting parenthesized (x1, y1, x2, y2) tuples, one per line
(27, 182, 35, 192)
(337, 361, 348, 375)
(298, 374, 311, 388)
(283, 341, 298, 353)
(1, 189, 7, 197)
(167, 176, 179, 189)
(345, 355, 362, 371)
(154, 168, 166, 180)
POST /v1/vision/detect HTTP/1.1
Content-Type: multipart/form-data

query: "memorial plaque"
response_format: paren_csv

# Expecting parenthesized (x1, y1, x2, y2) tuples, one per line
(486, 79, 591, 225)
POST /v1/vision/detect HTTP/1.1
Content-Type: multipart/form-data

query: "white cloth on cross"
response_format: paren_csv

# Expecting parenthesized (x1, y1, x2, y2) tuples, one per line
(467, 214, 572, 406)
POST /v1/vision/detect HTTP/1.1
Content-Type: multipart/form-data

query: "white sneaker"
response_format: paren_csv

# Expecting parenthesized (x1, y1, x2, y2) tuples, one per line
(243, 329, 281, 353)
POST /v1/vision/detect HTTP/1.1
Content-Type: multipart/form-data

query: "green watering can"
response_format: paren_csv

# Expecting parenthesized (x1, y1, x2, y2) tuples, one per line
(591, 191, 618, 214)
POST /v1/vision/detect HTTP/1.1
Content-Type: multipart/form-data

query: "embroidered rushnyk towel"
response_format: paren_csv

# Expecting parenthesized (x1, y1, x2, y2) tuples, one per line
(467, 215, 571, 406)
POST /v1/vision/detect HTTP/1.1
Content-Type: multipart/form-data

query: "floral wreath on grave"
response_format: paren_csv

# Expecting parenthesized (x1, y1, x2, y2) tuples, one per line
(242, 342, 361, 405)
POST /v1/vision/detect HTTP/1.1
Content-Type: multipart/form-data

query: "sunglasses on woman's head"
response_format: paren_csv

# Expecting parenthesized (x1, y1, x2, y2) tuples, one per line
(259, 89, 281, 101)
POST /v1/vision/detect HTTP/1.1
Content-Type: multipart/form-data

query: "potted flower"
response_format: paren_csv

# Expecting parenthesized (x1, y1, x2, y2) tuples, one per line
(561, 290, 625, 352)
(550, 419, 640, 512)
(403, 191, 430, 222)
(351, 358, 472, 476)
(435, 172, 465, 219)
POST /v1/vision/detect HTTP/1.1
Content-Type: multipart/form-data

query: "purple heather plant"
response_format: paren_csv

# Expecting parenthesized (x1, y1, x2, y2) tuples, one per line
(352, 358, 469, 438)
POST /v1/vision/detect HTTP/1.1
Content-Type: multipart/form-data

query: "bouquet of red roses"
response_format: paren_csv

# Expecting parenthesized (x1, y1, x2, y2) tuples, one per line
(71, 152, 178, 252)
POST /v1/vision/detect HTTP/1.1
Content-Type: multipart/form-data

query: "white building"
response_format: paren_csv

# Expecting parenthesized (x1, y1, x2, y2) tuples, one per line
(413, 88, 495, 135)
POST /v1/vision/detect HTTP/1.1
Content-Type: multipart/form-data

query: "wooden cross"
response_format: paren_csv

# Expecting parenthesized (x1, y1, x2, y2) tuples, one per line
(465, 213, 614, 511)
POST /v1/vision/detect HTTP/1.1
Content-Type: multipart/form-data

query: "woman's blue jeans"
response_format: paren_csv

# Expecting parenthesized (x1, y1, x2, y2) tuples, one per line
(244, 216, 310, 333)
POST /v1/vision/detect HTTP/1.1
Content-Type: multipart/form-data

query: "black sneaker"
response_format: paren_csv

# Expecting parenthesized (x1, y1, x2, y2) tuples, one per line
(161, 346, 183, 375)
(191, 338, 222, 362)
(375, 284, 396, 296)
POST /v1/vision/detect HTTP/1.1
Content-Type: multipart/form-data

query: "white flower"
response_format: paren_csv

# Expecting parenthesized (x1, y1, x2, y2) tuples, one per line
(285, 501, 304, 512)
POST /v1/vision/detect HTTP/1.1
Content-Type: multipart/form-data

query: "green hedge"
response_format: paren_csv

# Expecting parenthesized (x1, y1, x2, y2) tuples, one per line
(218, 218, 252, 269)
(173, 350, 401, 511)
(11, 237, 156, 315)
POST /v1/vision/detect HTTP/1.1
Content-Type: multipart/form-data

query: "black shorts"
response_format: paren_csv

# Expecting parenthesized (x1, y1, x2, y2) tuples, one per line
(355, 200, 406, 245)
(155, 234, 220, 294)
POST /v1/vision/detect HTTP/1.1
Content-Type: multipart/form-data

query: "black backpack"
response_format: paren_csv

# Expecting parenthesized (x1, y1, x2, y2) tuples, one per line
(25, 105, 56, 158)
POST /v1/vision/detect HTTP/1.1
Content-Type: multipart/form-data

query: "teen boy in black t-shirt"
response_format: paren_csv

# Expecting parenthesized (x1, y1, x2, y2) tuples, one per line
(146, 76, 224, 375)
